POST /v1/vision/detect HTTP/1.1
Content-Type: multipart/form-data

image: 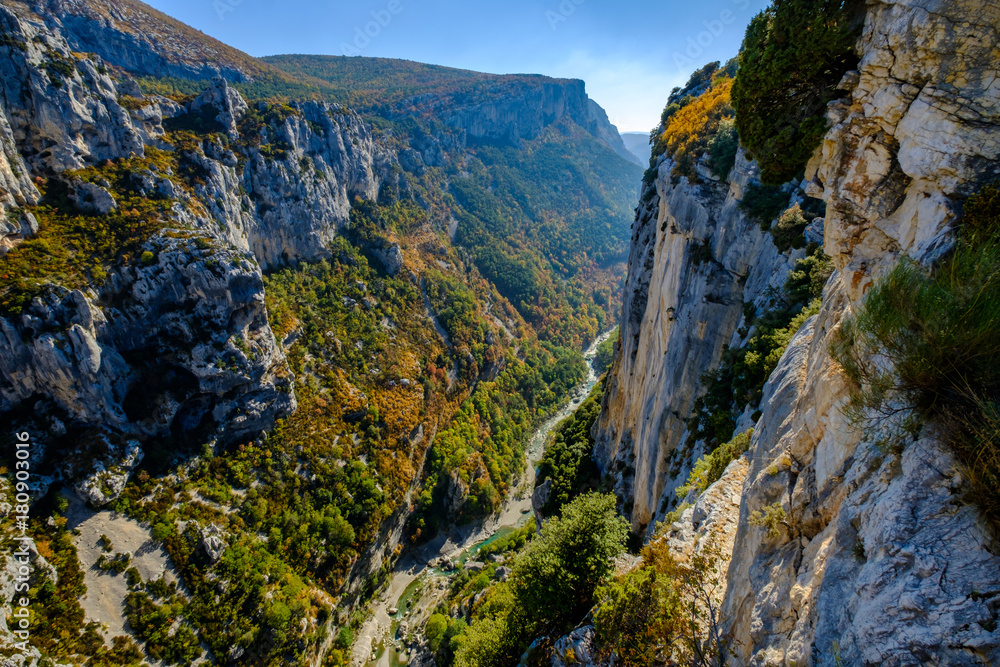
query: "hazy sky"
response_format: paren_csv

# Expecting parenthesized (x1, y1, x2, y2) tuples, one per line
(144, 0, 769, 132)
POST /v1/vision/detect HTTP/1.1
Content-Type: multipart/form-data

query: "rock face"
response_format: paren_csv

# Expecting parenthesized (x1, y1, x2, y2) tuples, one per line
(177, 89, 393, 269)
(550, 626, 605, 667)
(0, 4, 398, 469)
(593, 149, 802, 532)
(444, 77, 641, 165)
(0, 6, 301, 496)
(595, 0, 1000, 664)
(69, 182, 118, 215)
(190, 77, 247, 140)
(0, 6, 145, 172)
(69, 436, 143, 506)
(0, 233, 296, 447)
(10, 0, 262, 81)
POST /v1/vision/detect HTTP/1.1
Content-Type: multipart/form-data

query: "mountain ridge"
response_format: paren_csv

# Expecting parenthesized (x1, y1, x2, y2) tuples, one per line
(2, 0, 640, 165)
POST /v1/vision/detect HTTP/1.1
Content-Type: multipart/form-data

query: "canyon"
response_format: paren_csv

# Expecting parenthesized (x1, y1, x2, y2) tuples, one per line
(0, 0, 998, 665)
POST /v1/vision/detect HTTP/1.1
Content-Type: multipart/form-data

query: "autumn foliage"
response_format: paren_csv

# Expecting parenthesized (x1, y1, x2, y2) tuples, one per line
(655, 77, 735, 182)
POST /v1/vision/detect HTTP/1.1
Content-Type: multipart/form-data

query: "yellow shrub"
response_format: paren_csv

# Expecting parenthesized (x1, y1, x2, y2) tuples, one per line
(658, 77, 734, 181)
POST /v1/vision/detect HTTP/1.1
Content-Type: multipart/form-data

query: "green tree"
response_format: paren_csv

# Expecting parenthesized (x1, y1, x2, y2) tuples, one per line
(732, 0, 865, 184)
(593, 332, 617, 375)
(707, 119, 739, 180)
(536, 385, 604, 515)
(265, 601, 292, 629)
(425, 614, 449, 652)
(453, 584, 529, 667)
(454, 493, 629, 667)
(513, 492, 629, 629)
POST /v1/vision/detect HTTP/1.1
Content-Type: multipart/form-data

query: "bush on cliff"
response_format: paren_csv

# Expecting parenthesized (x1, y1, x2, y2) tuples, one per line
(452, 493, 629, 667)
(732, 0, 866, 184)
(593, 536, 729, 666)
(677, 429, 754, 500)
(707, 118, 740, 180)
(654, 76, 734, 182)
(833, 183, 1000, 526)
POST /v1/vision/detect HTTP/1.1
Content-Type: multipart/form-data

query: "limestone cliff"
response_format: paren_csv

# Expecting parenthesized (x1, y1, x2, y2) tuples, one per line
(593, 149, 804, 532)
(595, 0, 1000, 664)
(442, 77, 641, 166)
(0, 2, 400, 496)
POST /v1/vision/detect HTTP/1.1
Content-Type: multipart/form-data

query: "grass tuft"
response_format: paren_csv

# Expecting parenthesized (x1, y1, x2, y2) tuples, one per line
(677, 429, 753, 500)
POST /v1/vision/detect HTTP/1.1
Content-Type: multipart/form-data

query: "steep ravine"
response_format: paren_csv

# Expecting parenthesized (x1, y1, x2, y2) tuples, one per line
(351, 330, 614, 667)
(594, 0, 1000, 665)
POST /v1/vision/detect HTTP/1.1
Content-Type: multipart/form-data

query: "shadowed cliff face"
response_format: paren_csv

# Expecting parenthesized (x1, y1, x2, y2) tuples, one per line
(0, 5, 299, 500)
(7, 0, 266, 81)
(595, 0, 1000, 664)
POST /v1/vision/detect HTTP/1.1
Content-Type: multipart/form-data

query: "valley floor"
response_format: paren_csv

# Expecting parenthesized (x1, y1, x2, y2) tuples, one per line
(352, 330, 614, 666)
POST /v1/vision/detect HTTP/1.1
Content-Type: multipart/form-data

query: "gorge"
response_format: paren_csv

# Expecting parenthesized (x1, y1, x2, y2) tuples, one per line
(0, 0, 998, 666)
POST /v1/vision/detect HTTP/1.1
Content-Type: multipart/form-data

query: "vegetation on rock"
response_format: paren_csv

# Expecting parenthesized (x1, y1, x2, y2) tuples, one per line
(654, 71, 735, 182)
(0, 152, 178, 314)
(688, 245, 831, 449)
(593, 330, 617, 375)
(677, 429, 754, 500)
(450, 493, 629, 667)
(732, 0, 865, 184)
(592, 534, 729, 666)
(833, 183, 1000, 526)
(535, 383, 604, 516)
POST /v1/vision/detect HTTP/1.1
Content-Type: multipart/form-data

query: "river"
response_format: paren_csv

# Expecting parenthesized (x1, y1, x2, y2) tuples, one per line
(352, 329, 615, 667)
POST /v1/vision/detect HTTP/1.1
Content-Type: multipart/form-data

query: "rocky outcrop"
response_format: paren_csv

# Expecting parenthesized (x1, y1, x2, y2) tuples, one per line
(69, 435, 143, 506)
(238, 100, 393, 268)
(69, 181, 117, 215)
(719, 2, 1000, 664)
(0, 5, 145, 172)
(0, 95, 39, 232)
(0, 232, 295, 447)
(190, 77, 247, 141)
(0, 5, 401, 470)
(0, 9, 313, 500)
(551, 626, 605, 667)
(153, 79, 394, 269)
(593, 149, 802, 532)
(444, 77, 640, 165)
(597, 0, 1000, 664)
(583, 98, 644, 167)
(6, 0, 263, 82)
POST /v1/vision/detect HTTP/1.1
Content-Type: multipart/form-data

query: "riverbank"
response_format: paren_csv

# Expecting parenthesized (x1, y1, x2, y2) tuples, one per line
(350, 330, 615, 666)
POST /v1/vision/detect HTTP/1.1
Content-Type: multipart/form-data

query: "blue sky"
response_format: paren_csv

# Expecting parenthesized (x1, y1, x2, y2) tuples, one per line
(145, 0, 770, 132)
